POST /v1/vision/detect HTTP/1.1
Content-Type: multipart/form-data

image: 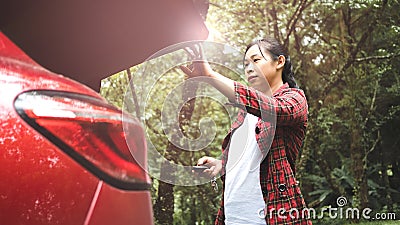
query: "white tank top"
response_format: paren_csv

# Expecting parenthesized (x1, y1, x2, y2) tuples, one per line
(224, 114, 266, 225)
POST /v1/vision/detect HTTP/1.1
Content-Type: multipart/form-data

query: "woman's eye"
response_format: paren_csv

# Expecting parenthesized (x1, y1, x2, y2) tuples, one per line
(253, 58, 260, 62)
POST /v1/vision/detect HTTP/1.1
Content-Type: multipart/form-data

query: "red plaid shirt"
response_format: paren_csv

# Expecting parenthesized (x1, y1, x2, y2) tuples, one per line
(215, 82, 312, 225)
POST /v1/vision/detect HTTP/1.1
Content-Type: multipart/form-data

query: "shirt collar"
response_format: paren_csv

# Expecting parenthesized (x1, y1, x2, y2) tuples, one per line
(273, 83, 289, 97)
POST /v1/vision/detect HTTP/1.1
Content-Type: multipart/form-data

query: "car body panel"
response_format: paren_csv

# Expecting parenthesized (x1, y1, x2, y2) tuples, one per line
(0, 32, 154, 224)
(1, 0, 209, 91)
(0, 73, 99, 224)
(86, 184, 153, 225)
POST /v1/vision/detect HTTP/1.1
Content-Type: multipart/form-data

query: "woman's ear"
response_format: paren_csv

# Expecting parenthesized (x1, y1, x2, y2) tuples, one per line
(276, 55, 285, 70)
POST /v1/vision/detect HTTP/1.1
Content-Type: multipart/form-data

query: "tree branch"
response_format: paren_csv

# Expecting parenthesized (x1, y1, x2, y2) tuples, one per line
(364, 78, 379, 127)
(355, 53, 400, 62)
(145, 118, 162, 136)
(270, 3, 282, 41)
(364, 130, 381, 163)
(126, 68, 141, 118)
(209, 2, 258, 25)
(284, 0, 315, 48)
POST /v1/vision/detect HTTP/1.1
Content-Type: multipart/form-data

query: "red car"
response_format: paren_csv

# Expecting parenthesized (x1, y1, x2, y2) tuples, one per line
(0, 31, 153, 225)
(0, 1, 208, 225)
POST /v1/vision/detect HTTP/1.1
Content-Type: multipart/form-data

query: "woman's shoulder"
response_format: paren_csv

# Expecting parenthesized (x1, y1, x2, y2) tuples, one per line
(274, 83, 306, 99)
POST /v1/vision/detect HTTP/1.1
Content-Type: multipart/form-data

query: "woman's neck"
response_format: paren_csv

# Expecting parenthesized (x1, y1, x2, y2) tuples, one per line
(271, 80, 284, 94)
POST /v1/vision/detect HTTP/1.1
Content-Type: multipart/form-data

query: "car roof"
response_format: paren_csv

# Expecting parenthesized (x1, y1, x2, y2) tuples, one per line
(0, 0, 209, 91)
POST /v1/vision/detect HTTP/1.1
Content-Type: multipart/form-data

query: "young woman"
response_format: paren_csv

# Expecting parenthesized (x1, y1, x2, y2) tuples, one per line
(181, 37, 312, 225)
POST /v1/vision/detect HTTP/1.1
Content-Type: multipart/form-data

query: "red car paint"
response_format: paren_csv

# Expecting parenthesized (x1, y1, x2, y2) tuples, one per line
(0, 32, 153, 225)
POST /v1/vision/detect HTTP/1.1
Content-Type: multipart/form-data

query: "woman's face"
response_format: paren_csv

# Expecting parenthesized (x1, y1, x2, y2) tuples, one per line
(244, 44, 282, 94)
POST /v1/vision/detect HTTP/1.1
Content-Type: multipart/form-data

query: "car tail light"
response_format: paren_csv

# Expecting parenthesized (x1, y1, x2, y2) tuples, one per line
(14, 90, 150, 190)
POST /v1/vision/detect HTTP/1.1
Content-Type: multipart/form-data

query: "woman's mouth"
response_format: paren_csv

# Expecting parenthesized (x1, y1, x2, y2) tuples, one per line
(248, 75, 257, 83)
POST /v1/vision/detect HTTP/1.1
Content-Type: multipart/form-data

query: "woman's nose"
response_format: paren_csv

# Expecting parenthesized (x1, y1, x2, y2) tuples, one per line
(246, 63, 255, 74)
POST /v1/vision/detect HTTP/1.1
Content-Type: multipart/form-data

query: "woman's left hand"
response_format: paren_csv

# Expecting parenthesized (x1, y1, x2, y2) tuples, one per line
(180, 43, 215, 78)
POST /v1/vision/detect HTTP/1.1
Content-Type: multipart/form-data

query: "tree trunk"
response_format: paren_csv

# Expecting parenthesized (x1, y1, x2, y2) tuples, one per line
(153, 79, 199, 224)
(349, 126, 368, 210)
(154, 181, 175, 225)
(154, 142, 178, 225)
(348, 67, 369, 212)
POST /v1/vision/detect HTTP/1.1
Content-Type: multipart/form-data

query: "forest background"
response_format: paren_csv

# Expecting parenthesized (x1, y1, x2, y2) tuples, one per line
(100, 0, 400, 224)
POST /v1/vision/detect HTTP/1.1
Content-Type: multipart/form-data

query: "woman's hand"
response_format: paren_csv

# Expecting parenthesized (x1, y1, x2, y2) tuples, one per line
(180, 43, 236, 104)
(197, 156, 222, 178)
(180, 43, 215, 78)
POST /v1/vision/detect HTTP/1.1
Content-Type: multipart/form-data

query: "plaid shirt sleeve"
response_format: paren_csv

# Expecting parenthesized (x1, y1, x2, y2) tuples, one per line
(232, 81, 308, 126)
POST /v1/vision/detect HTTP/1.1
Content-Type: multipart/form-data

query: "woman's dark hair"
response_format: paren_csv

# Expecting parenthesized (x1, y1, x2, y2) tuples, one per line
(244, 37, 298, 88)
